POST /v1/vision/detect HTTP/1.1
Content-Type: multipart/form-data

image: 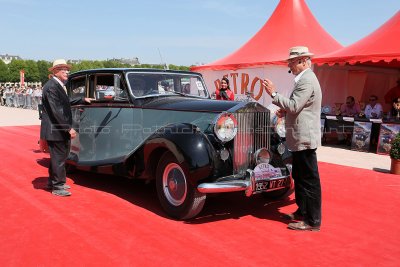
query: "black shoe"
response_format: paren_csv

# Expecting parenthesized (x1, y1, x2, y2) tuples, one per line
(282, 210, 303, 221)
(287, 221, 320, 231)
(52, 189, 71, 197)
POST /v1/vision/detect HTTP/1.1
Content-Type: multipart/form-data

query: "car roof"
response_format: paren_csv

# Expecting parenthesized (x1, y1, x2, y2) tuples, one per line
(69, 68, 202, 77)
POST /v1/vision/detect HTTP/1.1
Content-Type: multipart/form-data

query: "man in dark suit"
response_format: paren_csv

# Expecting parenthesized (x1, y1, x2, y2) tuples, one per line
(41, 59, 92, 196)
(263, 46, 322, 231)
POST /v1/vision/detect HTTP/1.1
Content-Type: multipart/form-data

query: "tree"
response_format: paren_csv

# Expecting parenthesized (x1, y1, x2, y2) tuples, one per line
(0, 60, 9, 82)
(24, 60, 40, 82)
(1, 59, 192, 84)
(7, 60, 26, 82)
(37, 60, 51, 84)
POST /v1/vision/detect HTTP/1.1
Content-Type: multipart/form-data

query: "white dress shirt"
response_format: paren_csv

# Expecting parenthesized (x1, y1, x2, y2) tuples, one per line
(364, 103, 383, 118)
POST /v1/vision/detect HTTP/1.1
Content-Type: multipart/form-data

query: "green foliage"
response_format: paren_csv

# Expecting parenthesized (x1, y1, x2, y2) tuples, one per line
(36, 60, 52, 84)
(7, 60, 26, 82)
(24, 60, 40, 82)
(0, 60, 8, 81)
(0, 59, 192, 83)
(390, 133, 400, 159)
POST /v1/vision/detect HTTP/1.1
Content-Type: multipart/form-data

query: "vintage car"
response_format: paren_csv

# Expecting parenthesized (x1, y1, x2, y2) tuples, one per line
(40, 68, 292, 219)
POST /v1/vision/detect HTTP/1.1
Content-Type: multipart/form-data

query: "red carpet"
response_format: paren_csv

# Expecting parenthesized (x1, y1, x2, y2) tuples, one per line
(0, 125, 399, 266)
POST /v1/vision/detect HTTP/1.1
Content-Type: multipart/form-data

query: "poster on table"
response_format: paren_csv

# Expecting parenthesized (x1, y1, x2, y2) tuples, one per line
(376, 123, 400, 155)
(351, 121, 372, 152)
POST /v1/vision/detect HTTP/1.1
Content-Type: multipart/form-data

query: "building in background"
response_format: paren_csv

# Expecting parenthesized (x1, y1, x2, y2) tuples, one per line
(0, 54, 22, 64)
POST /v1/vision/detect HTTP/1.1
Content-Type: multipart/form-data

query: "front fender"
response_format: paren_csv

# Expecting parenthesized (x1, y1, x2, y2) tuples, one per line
(143, 123, 215, 182)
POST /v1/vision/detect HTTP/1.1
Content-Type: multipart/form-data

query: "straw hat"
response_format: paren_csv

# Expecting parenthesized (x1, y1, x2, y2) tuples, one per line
(287, 46, 314, 60)
(48, 59, 72, 71)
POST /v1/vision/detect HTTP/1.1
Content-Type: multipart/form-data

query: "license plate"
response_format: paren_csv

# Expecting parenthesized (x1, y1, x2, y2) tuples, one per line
(255, 178, 289, 192)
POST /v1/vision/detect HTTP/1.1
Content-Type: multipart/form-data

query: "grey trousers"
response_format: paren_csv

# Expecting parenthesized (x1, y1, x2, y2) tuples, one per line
(47, 140, 70, 190)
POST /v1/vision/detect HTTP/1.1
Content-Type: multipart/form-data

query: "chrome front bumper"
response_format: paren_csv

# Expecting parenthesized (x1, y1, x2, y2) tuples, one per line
(197, 169, 291, 197)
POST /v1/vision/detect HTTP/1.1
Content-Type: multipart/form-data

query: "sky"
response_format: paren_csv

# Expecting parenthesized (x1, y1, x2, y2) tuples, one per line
(0, 0, 399, 66)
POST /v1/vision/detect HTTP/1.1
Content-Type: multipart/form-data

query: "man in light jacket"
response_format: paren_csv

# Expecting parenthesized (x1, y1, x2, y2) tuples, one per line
(263, 46, 322, 231)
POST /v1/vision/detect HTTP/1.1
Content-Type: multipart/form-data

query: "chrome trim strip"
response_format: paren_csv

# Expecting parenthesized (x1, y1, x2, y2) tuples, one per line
(197, 171, 290, 195)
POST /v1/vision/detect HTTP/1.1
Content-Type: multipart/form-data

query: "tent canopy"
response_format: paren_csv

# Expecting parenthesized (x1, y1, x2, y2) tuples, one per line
(314, 11, 400, 68)
(192, 0, 342, 71)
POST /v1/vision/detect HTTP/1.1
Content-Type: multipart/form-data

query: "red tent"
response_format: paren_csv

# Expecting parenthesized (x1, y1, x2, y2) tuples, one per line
(314, 11, 400, 68)
(191, 0, 343, 71)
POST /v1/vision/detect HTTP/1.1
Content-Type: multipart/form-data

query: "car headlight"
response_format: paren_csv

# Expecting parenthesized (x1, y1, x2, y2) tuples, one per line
(254, 148, 271, 165)
(214, 113, 237, 142)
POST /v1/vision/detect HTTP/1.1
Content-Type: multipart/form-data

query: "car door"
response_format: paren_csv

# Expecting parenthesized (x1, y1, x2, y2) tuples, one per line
(72, 72, 139, 165)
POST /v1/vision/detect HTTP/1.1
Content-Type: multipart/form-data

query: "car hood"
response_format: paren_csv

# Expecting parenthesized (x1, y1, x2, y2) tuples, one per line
(140, 96, 242, 113)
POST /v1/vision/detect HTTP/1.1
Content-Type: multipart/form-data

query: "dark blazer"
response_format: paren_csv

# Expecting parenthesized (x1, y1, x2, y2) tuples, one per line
(40, 78, 84, 141)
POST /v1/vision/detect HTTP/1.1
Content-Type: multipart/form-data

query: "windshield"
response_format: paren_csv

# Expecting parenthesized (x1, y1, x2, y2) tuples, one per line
(127, 72, 209, 98)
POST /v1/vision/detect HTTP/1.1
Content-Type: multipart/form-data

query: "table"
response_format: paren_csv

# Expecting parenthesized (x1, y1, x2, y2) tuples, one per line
(321, 114, 400, 153)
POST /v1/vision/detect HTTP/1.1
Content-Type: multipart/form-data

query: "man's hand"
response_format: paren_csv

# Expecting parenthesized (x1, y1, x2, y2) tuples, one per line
(262, 79, 276, 96)
(276, 109, 286, 118)
(84, 98, 95, 104)
(69, 128, 77, 139)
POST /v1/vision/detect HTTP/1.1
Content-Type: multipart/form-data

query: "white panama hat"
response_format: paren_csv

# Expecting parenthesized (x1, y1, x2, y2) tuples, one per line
(287, 46, 314, 61)
(48, 59, 72, 71)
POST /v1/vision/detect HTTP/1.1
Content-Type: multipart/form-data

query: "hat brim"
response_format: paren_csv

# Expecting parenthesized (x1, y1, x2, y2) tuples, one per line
(287, 52, 314, 61)
(48, 64, 72, 72)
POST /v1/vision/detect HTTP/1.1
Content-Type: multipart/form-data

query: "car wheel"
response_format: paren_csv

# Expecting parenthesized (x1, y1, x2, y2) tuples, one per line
(156, 152, 206, 220)
(262, 178, 293, 199)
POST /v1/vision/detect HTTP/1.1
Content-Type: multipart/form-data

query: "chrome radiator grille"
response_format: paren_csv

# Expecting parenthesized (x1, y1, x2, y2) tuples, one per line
(233, 111, 270, 174)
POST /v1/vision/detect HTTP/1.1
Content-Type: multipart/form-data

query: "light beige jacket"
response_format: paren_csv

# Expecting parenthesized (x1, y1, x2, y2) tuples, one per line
(272, 69, 322, 152)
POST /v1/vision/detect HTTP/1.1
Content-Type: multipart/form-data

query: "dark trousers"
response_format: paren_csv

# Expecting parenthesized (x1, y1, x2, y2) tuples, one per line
(291, 148, 322, 226)
(47, 140, 70, 190)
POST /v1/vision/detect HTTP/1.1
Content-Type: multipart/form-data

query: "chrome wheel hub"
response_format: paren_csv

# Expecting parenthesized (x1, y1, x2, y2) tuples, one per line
(163, 163, 187, 206)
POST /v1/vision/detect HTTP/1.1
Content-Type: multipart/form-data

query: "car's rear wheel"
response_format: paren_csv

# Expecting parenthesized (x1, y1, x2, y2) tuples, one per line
(156, 152, 206, 220)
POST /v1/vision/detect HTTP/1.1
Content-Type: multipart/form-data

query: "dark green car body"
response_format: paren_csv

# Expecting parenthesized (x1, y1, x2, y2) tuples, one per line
(64, 68, 292, 219)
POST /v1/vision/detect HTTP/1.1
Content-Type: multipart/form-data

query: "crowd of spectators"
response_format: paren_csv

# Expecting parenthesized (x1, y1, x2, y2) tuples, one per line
(0, 85, 43, 110)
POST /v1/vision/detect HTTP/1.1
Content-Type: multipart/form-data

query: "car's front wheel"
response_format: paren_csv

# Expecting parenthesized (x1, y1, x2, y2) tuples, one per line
(156, 152, 206, 220)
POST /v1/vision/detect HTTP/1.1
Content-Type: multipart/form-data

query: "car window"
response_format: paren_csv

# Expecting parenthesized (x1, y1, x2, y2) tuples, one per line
(127, 73, 209, 98)
(94, 74, 128, 101)
(69, 76, 86, 98)
(183, 77, 207, 97)
(158, 79, 174, 94)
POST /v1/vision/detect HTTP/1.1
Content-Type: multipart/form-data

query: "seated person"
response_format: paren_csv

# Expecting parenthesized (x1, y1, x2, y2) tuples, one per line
(340, 96, 361, 117)
(390, 97, 400, 119)
(384, 79, 400, 104)
(338, 96, 360, 146)
(364, 95, 383, 119)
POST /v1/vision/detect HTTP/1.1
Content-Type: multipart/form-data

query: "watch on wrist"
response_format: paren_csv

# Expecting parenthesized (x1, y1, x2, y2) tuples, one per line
(271, 92, 277, 98)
